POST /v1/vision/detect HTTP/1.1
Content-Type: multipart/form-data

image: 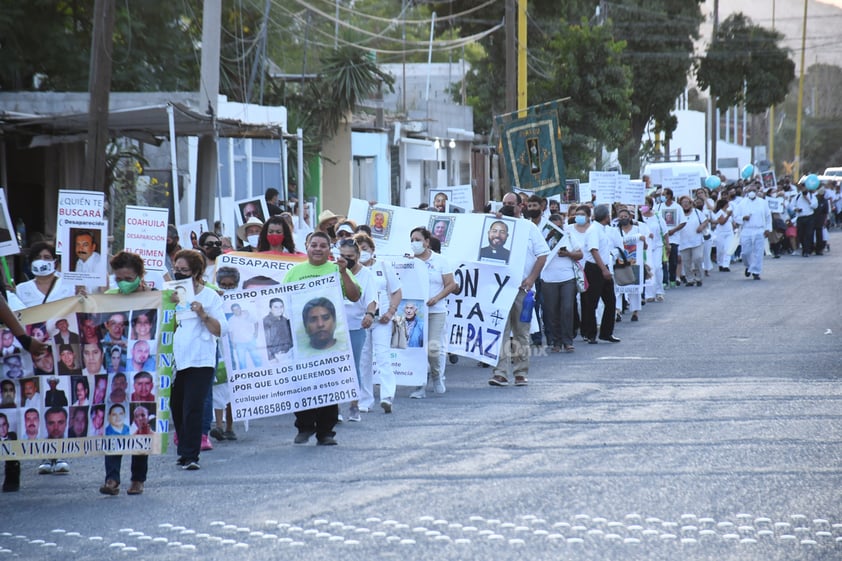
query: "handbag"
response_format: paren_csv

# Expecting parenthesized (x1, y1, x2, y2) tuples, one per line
(573, 261, 587, 293)
(613, 265, 637, 286)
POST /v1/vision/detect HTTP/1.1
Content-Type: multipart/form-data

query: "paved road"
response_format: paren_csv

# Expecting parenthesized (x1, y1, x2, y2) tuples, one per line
(2, 232, 841, 561)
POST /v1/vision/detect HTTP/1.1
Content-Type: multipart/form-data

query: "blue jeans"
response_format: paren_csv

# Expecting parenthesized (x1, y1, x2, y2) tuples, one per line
(104, 454, 148, 483)
(348, 328, 366, 387)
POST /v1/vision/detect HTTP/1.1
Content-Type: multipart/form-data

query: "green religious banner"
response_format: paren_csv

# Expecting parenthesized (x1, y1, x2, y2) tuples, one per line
(496, 101, 566, 197)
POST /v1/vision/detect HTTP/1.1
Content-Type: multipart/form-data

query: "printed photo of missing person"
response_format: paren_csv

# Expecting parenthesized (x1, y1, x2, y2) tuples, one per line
(366, 208, 394, 239)
(478, 216, 515, 265)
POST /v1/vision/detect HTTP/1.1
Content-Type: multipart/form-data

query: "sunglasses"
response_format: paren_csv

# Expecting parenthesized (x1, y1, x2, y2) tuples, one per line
(338, 239, 357, 247)
(203, 241, 222, 248)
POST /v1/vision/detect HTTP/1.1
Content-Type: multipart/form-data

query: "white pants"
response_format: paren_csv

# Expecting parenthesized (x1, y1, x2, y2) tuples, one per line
(702, 236, 714, 271)
(741, 228, 765, 275)
(714, 230, 734, 268)
(359, 321, 397, 409)
(644, 245, 665, 299)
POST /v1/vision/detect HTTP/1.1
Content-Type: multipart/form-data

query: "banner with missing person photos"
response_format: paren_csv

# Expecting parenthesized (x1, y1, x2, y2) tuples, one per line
(219, 272, 358, 421)
(0, 291, 173, 460)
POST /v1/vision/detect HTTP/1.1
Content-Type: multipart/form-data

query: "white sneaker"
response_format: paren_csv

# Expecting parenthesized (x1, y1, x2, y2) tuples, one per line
(380, 398, 393, 413)
(433, 377, 446, 394)
(348, 405, 361, 422)
(37, 460, 53, 475)
(409, 387, 426, 399)
(53, 460, 70, 474)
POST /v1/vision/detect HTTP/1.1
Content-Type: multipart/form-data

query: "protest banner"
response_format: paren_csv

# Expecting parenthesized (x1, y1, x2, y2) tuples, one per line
(56, 189, 108, 286)
(0, 291, 172, 460)
(0, 189, 20, 257)
(213, 251, 306, 291)
(371, 257, 429, 387)
(346, 199, 528, 278)
(124, 206, 169, 273)
(495, 101, 566, 198)
(235, 197, 269, 227)
(428, 185, 474, 213)
(219, 273, 358, 421)
(589, 171, 617, 207)
(447, 262, 519, 366)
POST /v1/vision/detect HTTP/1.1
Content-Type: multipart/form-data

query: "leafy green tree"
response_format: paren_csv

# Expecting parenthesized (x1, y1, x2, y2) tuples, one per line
(696, 13, 794, 114)
(531, 20, 632, 179)
(608, 0, 703, 177)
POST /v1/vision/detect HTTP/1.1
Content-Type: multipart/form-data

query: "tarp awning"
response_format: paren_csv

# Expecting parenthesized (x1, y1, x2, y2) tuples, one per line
(0, 102, 289, 146)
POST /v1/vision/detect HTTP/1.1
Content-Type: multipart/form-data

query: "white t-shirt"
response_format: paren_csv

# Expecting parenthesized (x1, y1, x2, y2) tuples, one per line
(173, 286, 228, 369)
(14, 276, 76, 309)
(522, 220, 551, 280)
(343, 266, 377, 329)
(677, 209, 705, 250)
(416, 252, 453, 314)
(366, 259, 402, 314)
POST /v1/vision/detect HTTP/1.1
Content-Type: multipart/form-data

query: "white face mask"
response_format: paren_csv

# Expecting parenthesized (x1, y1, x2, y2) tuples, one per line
(359, 250, 372, 263)
(247, 234, 260, 247)
(31, 259, 55, 277)
(410, 241, 426, 255)
(747, 191, 757, 200)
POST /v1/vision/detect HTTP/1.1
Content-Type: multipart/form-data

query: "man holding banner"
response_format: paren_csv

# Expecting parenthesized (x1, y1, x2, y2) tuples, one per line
(488, 195, 550, 387)
(283, 232, 361, 446)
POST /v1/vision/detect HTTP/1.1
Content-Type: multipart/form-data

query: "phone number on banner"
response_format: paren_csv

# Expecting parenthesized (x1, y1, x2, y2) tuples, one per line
(234, 389, 358, 419)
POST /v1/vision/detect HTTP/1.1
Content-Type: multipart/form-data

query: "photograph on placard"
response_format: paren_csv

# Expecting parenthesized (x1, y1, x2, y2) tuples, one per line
(478, 216, 515, 265)
(366, 207, 393, 240)
(236, 197, 269, 226)
(430, 190, 453, 213)
(0, 189, 20, 257)
(428, 216, 455, 247)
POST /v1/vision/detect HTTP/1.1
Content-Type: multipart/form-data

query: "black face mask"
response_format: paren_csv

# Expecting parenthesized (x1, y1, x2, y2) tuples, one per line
(327, 226, 336, 239)
(344, 258, 356, 270)
(526, 209, 542, 219)
(618, 218, 630, 226)
(173, 272, 191, 281)
(204, 247, 222, 261)
(166, 242, 177, 253)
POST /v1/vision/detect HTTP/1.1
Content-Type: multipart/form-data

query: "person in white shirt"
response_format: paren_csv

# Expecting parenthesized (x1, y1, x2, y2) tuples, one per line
(581, 205, 620, 344)
(711, 197, 736, 271)
(671, 196, 709, 287)
(736, 186, 773, 280)
(655, 188, 682, 287)
(791, 183, 818, 256)
(540, 214, 582, 352)
(640, 200, 669, 302)
(487, 193, 550, 386)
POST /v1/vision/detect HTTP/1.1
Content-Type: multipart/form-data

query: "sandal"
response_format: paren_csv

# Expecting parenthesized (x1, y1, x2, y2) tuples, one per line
(563, 345, 575, 352)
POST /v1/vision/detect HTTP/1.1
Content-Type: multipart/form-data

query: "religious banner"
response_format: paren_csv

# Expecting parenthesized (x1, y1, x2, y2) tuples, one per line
(123, 205, 169, 273)
(495, 101, 566, 197)
(446, 262, 519, 366)
(372, 257, 429, 388)
(219, 273, 358, 421)
(0, 291, 172, 460)
(0, 189, 20, 257)
(56, 189, 108, 287)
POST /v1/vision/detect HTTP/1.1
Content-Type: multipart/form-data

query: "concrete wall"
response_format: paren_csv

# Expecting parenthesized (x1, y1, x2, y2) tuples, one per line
(321, 121, 353, 216)
(351, 131, 390, 205)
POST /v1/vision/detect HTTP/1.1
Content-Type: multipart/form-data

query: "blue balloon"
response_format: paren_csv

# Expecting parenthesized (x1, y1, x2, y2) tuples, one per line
(805, 174, 820, 191)
(740, 164, 754, 180)
(705, 175, 721, 189)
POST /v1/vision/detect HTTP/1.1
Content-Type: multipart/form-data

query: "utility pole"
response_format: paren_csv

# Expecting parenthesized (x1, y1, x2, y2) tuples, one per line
(768, 0, 776, 166)
(794, 0, 808, 180)
(517, 0, 527, 114)
(195, 0, 221, 226)
(709, 0, 718, 176)
(505, 0, 516, 113)
(82, 0, 115, 191)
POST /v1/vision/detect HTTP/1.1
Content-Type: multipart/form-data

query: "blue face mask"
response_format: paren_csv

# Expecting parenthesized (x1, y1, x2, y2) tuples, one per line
(658, 196, 666, 203)
(574, 215, 587, 226)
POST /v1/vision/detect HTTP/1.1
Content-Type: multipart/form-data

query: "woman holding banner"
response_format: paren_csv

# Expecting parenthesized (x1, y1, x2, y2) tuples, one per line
(355, 233, 402, 414)
(14, 242, 77, 308)
(99, 251, 155, 496)
(408, 227, 457, 399)
(337, 238, 377, 422)
(170, 250, 227, 470)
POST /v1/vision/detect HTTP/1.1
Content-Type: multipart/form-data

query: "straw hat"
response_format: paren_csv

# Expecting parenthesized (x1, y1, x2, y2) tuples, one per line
(237, 216, 264, 242)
